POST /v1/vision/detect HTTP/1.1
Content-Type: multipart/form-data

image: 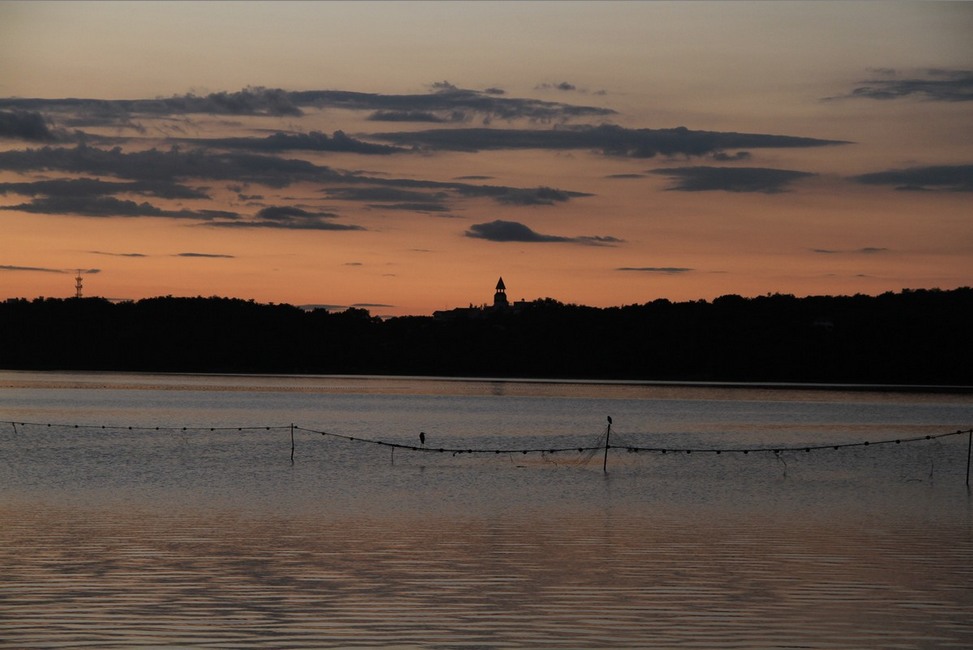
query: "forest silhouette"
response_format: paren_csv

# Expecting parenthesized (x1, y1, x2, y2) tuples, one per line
(1, 288, 971, 386)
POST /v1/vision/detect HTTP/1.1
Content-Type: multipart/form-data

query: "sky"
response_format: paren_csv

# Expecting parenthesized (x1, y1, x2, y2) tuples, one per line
(0, 1, 971, 317)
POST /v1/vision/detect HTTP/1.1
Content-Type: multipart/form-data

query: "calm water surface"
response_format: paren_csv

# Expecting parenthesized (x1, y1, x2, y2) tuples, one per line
(1, 371, 971, 648)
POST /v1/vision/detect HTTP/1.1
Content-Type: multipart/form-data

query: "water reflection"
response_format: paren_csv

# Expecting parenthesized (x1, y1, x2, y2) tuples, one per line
(2, 372, 972, 648)
(2, 501, 971, 649)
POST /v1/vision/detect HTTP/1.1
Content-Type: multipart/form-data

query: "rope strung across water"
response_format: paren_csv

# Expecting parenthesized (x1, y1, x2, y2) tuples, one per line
(6, 419, 966, 456)
(294, 425, 971, 456)
(4, 421, 289, 432)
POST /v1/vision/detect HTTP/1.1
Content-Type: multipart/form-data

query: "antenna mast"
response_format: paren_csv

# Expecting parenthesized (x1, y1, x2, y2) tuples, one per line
(74, 269, 83, 299)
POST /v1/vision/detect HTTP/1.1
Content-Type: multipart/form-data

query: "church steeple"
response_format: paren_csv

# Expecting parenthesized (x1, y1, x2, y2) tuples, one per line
(493, 277, 508, 308)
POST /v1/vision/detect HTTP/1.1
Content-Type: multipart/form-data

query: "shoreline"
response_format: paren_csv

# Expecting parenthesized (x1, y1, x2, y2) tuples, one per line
(2, 368, 972, 395)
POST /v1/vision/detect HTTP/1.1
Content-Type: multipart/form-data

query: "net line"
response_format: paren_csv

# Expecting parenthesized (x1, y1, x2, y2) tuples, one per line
(3, 419, 970, 456)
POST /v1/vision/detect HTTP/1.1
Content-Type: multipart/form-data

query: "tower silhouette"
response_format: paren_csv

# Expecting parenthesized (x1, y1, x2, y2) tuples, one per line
(493, 277, 508, 308)
(74, 270, 83, 299)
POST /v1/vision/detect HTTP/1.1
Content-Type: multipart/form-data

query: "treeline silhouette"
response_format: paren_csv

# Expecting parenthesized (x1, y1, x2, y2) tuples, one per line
(1, 288, 971, 385)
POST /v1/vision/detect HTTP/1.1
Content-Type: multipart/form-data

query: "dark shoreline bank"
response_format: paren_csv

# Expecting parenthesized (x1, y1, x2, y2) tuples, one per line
(10, 369, 971, 396)
(3, 287, 971, 386)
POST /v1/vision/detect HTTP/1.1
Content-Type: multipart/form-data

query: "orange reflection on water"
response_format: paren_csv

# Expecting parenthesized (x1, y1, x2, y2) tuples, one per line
(2, 498, 971, 649)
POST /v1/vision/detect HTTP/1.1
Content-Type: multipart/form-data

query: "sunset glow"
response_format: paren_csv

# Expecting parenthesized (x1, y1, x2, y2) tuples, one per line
(1, 1, 970, 316)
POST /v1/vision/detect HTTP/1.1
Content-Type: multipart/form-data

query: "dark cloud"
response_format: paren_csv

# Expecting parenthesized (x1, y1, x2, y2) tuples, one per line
(0, 264, 100, 274)
(256, 206, 339, 221)
(455, 185, 588, 205)
(0, 85, 611, 134)
(536, 82, 577, 92)
(712, 151, 752, 162)
(176, 252, 235, 259)
(0, 145, 583, 209)
(652, 166, 815, 193)
(155, 87, 303, 116)
(290, 86, 615, 123)
(0, 88, 303, 137)
(1, 264, 64, 274)
(323, 177, 586, 208)
(853, 164, 973, 192)
(324, 187, 451, 213)
(837, 69, 973, 102)
(370, 202, 452, 213)
(576, 235, 624, 246)
(0, 143, 338, 187)
(200, 130, 406, 154)
(373, 124, 847, 157)
(89, 250, 148, 257)
(198, 209, 240, 220)
(0, 110, 58, 141)
(0, 83, 609, 125)
(0, 177, 208, 200)
(326, 187, 448, 203)
(367, 111, 450, 123)
(616, 267, 693, 274)
(812, 248, 890, 255)
(493, 187, 577, 205)
(1, 195, 236, 220)
(606, 173, 645, 179)
(210, 205, 364, 231)
(465, 219, 619, 246)
(61, 112, 146, 134)
(466, 220, 567, 243)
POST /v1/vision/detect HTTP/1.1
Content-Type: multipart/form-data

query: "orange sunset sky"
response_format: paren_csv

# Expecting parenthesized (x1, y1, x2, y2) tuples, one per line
(1, 1, 971, 317)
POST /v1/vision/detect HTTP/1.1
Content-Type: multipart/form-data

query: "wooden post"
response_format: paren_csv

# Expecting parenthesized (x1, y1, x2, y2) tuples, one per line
(603, 416, 612, 473)
(290, 423, 295, 464)
(966, 429, 971, 487)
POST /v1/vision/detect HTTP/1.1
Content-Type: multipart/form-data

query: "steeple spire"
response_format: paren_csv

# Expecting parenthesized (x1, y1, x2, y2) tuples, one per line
(493, 277, 508, 308)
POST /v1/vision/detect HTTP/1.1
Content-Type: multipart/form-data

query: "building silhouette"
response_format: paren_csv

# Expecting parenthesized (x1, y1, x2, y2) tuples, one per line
(434, 277, 526, 320)
(493, 277, 508, 309)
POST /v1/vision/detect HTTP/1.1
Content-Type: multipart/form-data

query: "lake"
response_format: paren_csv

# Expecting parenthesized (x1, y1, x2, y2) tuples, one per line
(1, 370, 971, 648)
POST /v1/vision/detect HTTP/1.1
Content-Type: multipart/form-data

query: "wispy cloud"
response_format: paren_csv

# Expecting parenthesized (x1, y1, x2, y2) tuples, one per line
(0, 264, 100, 273)
(195, 130, 406, 154)
(0, 144, 329, 187)
(0, 87, 303, 118)
(210, 205, 364, 231)
(0, 85, 615, 129)
(325, 187, 449, 204)
(463, 186, 584, 205)
(616, 267, 693, 274)
(89, 250, 148, 257)
(175, 252, 235, 259)
(834, 69, 973, 102)
(652, 166, 815, 193)
(1, 195, 237, 220)
(373, 124, 847, 157)
(854, 164, 973, 192)
(812, 248, 890, 254)
(0, 177, 208, 200)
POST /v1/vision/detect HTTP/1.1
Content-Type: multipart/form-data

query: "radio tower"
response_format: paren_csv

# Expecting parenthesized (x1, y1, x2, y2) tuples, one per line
(74, 269, 83, 299)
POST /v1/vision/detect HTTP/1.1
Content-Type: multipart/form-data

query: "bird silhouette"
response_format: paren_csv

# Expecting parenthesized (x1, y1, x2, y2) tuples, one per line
(419, 431, 426, 446)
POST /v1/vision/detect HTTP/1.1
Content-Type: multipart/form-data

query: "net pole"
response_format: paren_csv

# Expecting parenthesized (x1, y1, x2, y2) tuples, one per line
(966, 429, 971, 487)
(290, 423, 295, 464)
(603, 417, 612, 473)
